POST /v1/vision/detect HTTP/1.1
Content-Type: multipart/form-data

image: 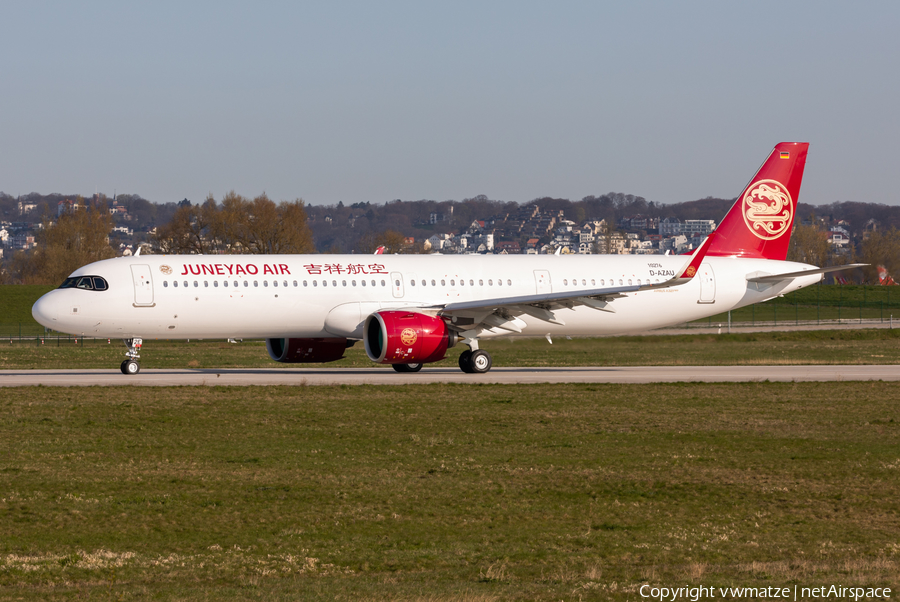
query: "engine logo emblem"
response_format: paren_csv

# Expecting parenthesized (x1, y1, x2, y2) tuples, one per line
(159, 265, 173, 275)
(742, 179, 792, 240)
(400, 328, 418, 346)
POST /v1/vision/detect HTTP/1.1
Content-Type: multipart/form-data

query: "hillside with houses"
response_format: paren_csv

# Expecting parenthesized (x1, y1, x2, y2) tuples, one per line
(2, 190, 900, 268)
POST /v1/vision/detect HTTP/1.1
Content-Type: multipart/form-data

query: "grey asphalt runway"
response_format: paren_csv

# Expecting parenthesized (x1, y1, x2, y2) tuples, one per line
(0, 365, 897, 386)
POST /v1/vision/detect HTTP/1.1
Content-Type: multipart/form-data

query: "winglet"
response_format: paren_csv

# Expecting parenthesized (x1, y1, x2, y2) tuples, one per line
(374, 246, 385, 255)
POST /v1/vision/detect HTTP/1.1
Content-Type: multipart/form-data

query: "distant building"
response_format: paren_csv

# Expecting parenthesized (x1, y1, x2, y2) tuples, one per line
(681, 219, 716, 237)
(659, 217, 681, 237)
(495, 241, 521, 254)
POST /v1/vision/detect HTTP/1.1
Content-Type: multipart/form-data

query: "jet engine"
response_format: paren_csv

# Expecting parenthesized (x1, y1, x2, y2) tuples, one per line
(364, 311, 455, 365)
(266, 337, 350, 363)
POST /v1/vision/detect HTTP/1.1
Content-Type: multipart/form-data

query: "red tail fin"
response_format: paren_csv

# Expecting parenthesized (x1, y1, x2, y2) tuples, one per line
(706, 142, 808, 260)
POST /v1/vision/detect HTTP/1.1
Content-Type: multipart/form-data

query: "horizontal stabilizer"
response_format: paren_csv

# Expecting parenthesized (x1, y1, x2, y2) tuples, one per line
(746, 264, 868, 283)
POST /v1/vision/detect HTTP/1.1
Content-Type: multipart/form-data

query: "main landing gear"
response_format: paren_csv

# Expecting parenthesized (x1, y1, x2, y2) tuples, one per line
(458, 349, 492, 374)
(120, 337, 142, 375)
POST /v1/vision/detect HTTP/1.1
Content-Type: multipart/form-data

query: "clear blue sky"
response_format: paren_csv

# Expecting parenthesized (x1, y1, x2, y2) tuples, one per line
(1, 1, 898, 208)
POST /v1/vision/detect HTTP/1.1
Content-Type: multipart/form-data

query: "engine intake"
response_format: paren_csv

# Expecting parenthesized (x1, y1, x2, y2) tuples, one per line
(364, 311, 455, 364)
(266, 337, 350, 363)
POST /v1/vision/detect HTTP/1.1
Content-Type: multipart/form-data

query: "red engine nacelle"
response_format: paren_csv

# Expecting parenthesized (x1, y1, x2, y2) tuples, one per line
(364, 311, 455, 364)
(266, 337, 350, 363)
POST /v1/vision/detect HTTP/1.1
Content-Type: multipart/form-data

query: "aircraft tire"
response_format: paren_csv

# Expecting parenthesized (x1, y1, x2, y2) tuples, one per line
(458, 350, 474, 373)
(392, 363, 423, 373)
(469, 350, 492, 374)
(122, 360, 141, 375)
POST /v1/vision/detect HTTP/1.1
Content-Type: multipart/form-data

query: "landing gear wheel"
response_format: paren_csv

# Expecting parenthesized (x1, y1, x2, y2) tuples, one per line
(458, 350, 474, 373)
(392, 363, 423, 373)
(469, 350, 492, 374)
(121, 359, 141, 375)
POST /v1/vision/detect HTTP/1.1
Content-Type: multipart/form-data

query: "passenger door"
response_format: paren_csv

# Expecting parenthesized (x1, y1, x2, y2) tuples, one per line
(698, 263, 716, 304)
(534, 270, 551, 294)
(131, 264, 155, 307)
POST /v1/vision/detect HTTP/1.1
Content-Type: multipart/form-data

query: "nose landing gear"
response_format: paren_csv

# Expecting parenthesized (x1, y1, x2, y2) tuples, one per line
(120, 338, 142, 375)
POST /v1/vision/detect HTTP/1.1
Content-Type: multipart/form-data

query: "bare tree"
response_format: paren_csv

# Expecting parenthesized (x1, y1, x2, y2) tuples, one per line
(857, 228, 900, 283)
(787, 224, 835, 267)
(12, 201, 116, 284)
(356, 229, 408, 254)
(155, 192, 314, 255)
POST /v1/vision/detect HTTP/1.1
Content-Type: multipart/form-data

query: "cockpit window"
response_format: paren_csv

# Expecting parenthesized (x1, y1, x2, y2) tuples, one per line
(58, 276, 109, 291)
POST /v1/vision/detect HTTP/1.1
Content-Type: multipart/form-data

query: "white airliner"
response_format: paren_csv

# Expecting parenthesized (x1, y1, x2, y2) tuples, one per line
(32, 142, 860, 375)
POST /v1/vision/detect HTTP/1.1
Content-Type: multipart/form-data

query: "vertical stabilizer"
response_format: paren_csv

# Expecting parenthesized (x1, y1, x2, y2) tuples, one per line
(706, 142, 808, 260)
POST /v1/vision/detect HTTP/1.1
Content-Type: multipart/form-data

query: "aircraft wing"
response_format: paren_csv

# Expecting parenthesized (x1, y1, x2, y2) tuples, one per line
(402, 231, 718, 333)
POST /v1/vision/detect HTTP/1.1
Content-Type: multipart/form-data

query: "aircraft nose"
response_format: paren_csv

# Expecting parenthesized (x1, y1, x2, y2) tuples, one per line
(32, 292, 60, 327)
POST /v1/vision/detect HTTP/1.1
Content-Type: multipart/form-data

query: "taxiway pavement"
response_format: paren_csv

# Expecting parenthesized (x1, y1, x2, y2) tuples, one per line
(0, 365, 897, 386)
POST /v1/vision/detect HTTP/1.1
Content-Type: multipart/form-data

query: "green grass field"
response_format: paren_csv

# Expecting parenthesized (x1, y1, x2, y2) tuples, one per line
(1, 383, 898, 600)
(0, 329, 899, 371)
(2, 329, 900, 370)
